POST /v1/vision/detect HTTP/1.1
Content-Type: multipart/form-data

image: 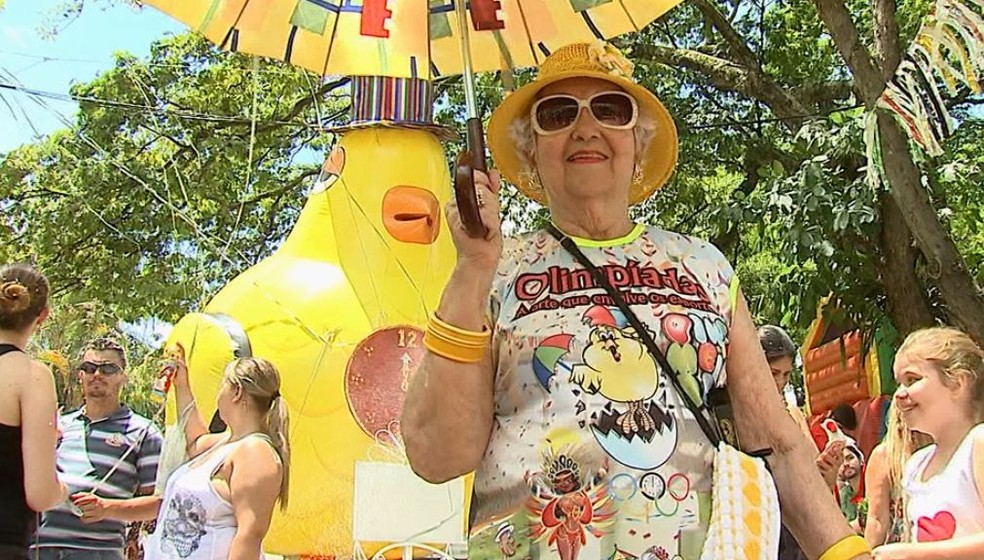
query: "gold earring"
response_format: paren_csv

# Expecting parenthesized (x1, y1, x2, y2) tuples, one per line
(522, 169, 544, 194)
(632, 164, 644, 185)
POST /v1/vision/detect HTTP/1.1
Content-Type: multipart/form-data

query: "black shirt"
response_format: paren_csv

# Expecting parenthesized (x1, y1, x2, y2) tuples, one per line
(0, 344, 35, 552)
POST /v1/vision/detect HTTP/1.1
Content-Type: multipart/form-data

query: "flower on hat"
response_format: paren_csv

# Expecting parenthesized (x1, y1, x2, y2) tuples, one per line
(587, 41, 635, 80)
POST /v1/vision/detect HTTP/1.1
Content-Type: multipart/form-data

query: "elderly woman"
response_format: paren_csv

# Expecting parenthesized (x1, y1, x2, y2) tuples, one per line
(402, 42, 869, 560)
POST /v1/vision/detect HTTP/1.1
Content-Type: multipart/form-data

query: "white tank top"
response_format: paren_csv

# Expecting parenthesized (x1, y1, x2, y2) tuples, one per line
(145, 434, 268, 560)
(903, 423, 984, 542)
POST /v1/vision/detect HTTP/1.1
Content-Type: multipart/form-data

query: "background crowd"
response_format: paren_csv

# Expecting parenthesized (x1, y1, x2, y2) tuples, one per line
(0, 263, 290, 560)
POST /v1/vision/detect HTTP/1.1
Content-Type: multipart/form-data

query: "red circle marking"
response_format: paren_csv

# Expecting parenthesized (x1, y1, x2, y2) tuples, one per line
(344, 325, 426, 438)
(667, 472, 691, 502)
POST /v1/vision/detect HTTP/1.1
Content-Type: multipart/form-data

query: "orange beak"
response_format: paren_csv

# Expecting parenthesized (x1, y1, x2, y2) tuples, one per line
(382, 186, 441, 245)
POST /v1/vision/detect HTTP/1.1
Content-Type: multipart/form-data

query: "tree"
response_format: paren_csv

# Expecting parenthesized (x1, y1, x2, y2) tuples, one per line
(814, 0, 984, 342)
(3, 1, 983, 345)
(1, 33, 349, 321)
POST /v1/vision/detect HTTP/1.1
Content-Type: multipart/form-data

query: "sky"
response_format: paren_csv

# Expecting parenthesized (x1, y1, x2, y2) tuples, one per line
(0, 0, 185, 345)
(0, 0, 183, 154)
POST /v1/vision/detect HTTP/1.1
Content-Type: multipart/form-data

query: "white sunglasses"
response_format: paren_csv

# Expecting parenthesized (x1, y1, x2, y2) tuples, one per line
(530, 91, 639, 135)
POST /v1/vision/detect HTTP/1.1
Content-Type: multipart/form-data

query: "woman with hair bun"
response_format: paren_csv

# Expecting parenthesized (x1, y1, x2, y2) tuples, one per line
(0, 263, 69, 560)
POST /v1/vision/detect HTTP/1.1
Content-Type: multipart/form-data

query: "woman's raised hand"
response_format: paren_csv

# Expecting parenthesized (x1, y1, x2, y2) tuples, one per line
(447, 169, 504, 273)
(164, 343, 189, 390)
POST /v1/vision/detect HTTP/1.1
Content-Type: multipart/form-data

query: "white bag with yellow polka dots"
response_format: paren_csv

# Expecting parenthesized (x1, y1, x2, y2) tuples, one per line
(699, 444, 781, 559)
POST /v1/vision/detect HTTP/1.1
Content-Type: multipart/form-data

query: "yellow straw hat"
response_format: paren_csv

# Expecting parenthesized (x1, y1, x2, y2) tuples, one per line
(487, 41, 678, 206)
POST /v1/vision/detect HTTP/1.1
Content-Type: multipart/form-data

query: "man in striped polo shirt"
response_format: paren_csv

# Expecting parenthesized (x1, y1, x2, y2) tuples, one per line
(32, 337, 163, 560)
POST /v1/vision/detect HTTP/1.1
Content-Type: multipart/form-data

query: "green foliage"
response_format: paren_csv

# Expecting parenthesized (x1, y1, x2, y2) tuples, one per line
(764, 0, 840, 86)
(122, 353, 168, 420)
(742, 113, 885, 328)
(1, 34, 347, 322)
(930, 118, 984, 287)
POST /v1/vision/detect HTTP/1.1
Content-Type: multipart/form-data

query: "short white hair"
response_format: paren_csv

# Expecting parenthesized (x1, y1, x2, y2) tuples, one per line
(508, 107, 657, 175)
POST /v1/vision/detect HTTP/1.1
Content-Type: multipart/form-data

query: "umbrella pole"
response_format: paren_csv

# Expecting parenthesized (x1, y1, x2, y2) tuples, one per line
(453, 0, 490, 238)
(455, 0, 480, 121)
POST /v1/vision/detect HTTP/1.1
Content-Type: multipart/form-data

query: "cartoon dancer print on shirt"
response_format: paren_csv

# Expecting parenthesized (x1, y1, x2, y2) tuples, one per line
(526, 449, 615, 560)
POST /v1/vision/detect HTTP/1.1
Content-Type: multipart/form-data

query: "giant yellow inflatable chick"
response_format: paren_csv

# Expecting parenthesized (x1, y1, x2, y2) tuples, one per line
(165, 77, 459, 556)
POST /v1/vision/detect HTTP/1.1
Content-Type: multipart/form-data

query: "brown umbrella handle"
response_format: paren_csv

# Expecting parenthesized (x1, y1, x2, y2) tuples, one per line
(454, 118, 490, 238)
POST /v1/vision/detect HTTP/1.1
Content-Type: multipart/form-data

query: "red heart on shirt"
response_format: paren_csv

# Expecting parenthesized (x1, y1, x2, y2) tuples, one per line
(916, 511, 956, 542)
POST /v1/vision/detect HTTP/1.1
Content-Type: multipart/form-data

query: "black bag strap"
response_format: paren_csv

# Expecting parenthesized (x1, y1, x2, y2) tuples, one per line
(0, 344, 22, 358)
(546, 225, 723, 447)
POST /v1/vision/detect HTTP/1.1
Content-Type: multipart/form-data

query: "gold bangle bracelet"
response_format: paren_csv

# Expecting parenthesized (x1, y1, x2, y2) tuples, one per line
(818, 535, 871, 560)
(427, 325, 489, 348)
(424, 330, 486, 363)
(430, 314, 490, 343)
(431, 313, 489, 334)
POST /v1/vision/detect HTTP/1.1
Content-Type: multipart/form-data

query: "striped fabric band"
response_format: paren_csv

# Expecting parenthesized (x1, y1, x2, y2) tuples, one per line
(351, 76, 435, 125)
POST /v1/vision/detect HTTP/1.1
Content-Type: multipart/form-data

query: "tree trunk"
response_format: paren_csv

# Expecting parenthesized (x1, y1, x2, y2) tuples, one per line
(815, 0, 984, 343)
(813, 0, 887, 106)
(873, 0, 901, 80)
(879, 194, 935, 336)
(876, 114, 984, 342)
(871, 0, 934, 338)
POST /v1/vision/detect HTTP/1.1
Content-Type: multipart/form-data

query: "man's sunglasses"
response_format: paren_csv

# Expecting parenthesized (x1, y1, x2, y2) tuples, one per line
(531, 91, 638, 135)
(79, 361, 124, 376)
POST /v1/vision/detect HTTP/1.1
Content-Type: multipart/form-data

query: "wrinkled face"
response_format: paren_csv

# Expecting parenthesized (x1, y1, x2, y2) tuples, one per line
(894, 352, 968, 437)
(839, 449, 861, 480)
(78, 349, 127, 401)
(532, 78, 637, 206)
(769, 355, 794, 393)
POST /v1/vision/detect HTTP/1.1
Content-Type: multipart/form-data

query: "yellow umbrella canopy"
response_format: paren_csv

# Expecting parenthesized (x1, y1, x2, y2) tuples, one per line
(143, 0, 682, 79)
